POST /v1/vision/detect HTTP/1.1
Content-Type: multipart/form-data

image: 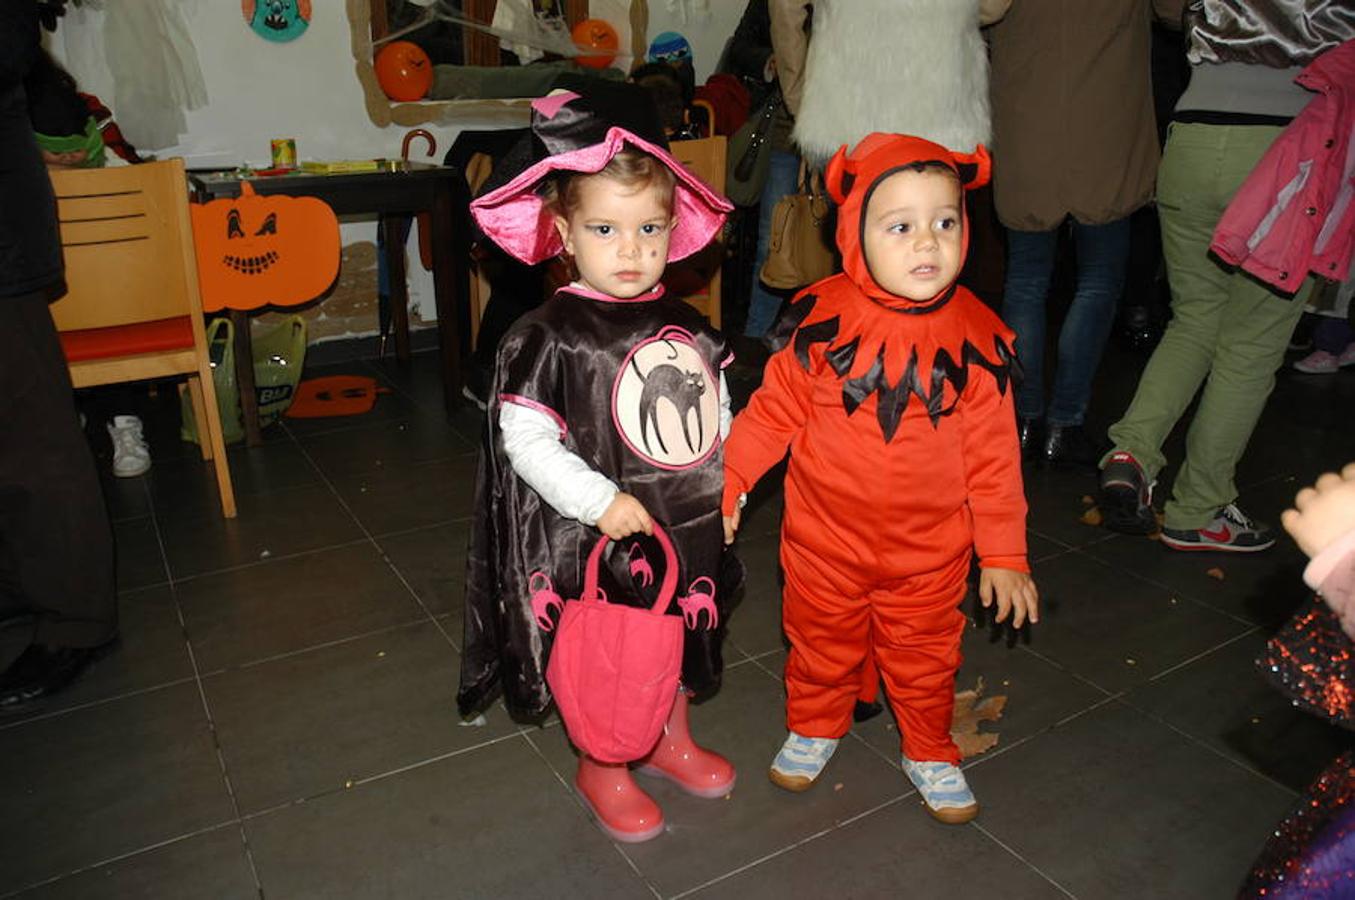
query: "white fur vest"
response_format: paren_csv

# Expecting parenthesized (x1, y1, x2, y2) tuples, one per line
(792, 0, 991, 161)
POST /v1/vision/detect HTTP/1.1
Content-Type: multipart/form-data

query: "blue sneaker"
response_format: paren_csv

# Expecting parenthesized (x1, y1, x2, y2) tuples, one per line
(901, 757, 979, 824)
(768, 732, 839, 792)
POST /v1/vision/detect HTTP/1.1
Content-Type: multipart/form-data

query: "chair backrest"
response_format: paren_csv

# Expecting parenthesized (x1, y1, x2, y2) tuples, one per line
(48, 159, 202, 331)
(670, 135, 726, 197)
(667, 136, 727, 327)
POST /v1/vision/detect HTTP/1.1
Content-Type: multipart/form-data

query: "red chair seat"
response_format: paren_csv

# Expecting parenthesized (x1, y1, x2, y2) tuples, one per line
(59, 316, 196, 363)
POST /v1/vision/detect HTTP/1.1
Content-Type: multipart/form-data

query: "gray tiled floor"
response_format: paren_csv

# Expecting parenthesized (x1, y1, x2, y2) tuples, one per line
(2, 344, 1352, 899)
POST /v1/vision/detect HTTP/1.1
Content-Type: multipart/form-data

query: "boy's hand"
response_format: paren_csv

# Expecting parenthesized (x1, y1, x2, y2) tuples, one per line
(723, 507, 741, 545)
(1281, 462, 1355, 559)
(979, 567, 1039, 629)
(597, 492, 653, 540)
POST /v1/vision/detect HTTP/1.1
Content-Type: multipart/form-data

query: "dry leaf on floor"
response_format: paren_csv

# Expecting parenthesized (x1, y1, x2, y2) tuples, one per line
(1080, 506, 1104, 526)
(1206, 567, 1225, 581)
(951, 677, 1007, 759)
(1081, 495, 1096, 507)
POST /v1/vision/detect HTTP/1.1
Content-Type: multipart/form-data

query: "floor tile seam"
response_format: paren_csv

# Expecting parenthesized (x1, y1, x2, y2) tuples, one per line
(369, 542, 464, 651)
(1143, 625, 1261, 684)
(0, 675, 200, 732)
(367, 514, 472, 543)
(115, 578, 175, 598)
(316, 448, 481, 495)
(1026, 526, 1076, 551)
(357, 357, 460, 419)
(665, 798, 916, 900)
(1014, 644, 1118, 698)
(143, 490, 262, 892)
(1112, 695, 1302, 798)
(198, 614, 442, 677)
(968, 821, 1080, 899)
(0, 818, 246, 900)
(257, 435, 447, 639)
(1068, 545, 1262, 629)
(233, 730, 535, 824)
(518, 725, 675, 898)
(167, 535, 373, 587)
(1070, 544, 1264, 628)
(149, 475, 330, 522)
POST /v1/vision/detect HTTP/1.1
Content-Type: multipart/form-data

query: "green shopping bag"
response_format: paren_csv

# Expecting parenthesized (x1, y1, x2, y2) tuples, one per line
(180, 315, 307, 445)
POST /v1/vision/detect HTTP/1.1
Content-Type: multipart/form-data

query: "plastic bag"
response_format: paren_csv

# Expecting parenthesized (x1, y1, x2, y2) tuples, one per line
(181, 315, 307, 445)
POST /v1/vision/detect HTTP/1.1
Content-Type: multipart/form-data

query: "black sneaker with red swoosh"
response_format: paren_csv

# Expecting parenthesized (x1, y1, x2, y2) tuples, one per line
(1159, 503, 1276, 553)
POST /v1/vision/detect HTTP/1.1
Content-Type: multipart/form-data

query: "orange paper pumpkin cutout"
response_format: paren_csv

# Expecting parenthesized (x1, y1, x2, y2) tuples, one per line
(286, 375, 390, 418)
(572, 18, 619, 69)
(191, 182, 340, 313)
(375, 41, 434, 101)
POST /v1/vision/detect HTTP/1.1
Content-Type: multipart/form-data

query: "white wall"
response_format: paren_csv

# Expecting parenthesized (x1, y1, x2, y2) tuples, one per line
(49, 0, 746, 335)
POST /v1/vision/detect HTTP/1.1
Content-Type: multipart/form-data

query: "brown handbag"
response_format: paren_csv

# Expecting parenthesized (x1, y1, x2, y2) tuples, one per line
(760, 161, 837, 290)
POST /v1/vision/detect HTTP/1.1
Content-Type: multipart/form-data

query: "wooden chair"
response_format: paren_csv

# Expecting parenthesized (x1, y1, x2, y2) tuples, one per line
(48, 159, 237, 518)
(669, 135, 728, 329)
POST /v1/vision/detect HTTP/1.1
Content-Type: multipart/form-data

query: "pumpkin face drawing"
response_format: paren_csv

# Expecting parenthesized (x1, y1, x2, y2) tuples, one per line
(191, 182, 340, 313)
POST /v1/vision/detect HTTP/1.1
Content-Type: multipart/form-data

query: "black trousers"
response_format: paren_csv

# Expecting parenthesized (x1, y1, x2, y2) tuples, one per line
(0, 291, 116, 649)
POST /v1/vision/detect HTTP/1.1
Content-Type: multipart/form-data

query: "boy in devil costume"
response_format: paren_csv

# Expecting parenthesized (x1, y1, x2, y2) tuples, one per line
(456, 86, 741, 843)
(723, 133, 1039, 824)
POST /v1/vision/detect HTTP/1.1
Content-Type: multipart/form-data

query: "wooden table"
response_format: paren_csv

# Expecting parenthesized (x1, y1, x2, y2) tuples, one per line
(189, 162, 471, 445)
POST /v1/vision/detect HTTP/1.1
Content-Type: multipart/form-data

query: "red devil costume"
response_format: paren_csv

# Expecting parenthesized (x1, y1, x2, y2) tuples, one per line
(722, 134, 1028, 764)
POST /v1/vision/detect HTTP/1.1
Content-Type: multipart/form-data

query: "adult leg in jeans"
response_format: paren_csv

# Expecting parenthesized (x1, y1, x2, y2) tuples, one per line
(745, 150, 801, 339)
(1047, 217, 1132, 428)
(1000, 227, 1059, 424)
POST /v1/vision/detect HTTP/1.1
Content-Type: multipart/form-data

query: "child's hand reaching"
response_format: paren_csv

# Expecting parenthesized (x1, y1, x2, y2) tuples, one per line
(597, 492, 654, 540)
(1281, 462, 1355, 559)
(979, 567, 1039, 629)
(723, 508, 741, 545)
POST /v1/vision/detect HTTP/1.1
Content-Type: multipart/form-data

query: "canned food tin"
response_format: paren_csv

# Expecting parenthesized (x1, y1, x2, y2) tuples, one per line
(270, 138, 297, 169)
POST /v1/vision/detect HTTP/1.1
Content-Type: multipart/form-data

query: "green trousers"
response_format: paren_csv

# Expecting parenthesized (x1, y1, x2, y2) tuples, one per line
(1106, 122, 1313, 530)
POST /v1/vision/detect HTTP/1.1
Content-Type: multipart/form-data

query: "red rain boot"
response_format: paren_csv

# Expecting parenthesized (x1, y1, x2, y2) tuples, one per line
(575, 755, 665, 843)
(635, 690, 736, 798)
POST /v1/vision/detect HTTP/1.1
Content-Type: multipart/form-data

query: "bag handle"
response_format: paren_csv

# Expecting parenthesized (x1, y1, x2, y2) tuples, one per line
(581, 523, 679, 616)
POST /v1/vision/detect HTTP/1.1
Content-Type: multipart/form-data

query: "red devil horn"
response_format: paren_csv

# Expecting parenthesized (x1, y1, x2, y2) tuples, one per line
(824, 144, 853, 205)
(951, 144, 992, 191)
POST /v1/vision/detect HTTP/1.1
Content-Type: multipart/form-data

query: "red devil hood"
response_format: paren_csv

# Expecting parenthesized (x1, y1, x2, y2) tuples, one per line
(827, 133, 991, 311)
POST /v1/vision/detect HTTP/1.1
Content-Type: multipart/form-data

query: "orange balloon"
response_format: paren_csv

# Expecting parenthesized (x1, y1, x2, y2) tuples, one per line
(572, 18, 619, 69)
(375, 41, 433, 101)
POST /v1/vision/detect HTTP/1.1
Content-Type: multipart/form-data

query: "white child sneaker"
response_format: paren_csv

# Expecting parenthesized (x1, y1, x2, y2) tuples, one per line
(901, 756, 979, 824)
(768, 731, 839, 792)
(107, 415, 151, 478)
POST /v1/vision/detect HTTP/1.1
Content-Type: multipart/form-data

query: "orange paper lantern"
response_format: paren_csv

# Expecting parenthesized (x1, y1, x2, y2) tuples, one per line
(572, 18, 619, 69)
(375, 40, 434, 101)
(191, 182, 340, 313)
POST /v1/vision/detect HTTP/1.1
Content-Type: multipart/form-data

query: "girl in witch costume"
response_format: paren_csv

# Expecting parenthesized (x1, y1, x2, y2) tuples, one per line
(722, 133, 1039, 824)
(456, 87, 739, 844)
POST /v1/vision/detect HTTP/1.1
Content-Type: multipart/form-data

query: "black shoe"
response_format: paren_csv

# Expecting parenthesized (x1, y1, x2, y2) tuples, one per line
(1042, 424, 1102, 469)
(0, 642, 111, 710)
(1017, 418, 1044, 463)
(853, 700, 885, 723)
(1098, 451, 1158, 534)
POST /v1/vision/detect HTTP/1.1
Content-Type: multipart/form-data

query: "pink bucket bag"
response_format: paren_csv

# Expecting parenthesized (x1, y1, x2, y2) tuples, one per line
(536, 525, 718, 764)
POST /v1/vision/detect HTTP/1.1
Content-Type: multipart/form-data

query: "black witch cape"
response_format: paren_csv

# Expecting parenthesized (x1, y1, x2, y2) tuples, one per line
(457, 286, 739, 720)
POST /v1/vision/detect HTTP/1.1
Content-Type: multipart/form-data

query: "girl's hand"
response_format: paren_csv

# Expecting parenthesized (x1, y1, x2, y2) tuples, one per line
(723, 507, 741, 545)
(597, 492, 653, 540)
(979, 568, 1039, 629)
(1281, 462, 1355, 559)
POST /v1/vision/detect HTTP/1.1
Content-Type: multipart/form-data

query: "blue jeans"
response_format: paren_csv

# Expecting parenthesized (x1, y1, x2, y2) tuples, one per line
(745, 150, 801, 338)
(1001, 218, 1132, 426)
